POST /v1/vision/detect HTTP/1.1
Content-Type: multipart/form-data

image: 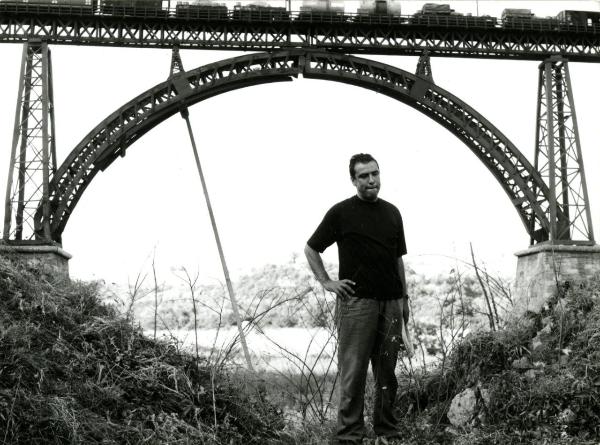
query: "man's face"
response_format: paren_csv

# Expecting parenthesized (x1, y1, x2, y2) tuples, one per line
(352, 161, 380, 201)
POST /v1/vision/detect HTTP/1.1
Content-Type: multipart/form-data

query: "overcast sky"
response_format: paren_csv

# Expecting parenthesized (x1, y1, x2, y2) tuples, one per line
(1, 0, 600, 287)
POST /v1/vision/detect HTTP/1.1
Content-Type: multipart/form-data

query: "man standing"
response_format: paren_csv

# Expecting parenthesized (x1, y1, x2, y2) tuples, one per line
(304, 153, 409, 444)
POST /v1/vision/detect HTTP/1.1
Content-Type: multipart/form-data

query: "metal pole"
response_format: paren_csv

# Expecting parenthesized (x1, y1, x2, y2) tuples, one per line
(544, 61, 558, 242)
(41, 42, 52, 241)
(555, 63, 571, 240)
(3, 43, 28, 240)
(15, 45, 35, 240)
(48, 45, 57, 176)
(180, 107, 255, 372)
(532, 63, 544, 245)
(563, 61, 595, 242)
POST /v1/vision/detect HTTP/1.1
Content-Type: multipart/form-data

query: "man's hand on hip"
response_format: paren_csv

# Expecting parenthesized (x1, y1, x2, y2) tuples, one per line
(322, 279, 356, 300)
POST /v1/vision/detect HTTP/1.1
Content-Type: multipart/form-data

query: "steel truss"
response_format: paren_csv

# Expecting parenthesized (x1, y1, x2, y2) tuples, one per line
(27, 50, 552, 242)
(3, 41, 56, 243)
(416, 50, 433, 81)
(169, 45, 185, 77)
(2, 14, 600, 60)
(533, 57, 594, 245)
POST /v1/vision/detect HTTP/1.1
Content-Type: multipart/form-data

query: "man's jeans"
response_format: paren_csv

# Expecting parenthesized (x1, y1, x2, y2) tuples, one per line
(335, 296, 402, 444)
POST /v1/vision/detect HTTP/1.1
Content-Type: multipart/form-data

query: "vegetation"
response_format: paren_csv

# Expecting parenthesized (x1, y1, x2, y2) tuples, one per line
(1, 253, 600, 444)
(0, 257, 283, 444)
(395, 279, 600, 444)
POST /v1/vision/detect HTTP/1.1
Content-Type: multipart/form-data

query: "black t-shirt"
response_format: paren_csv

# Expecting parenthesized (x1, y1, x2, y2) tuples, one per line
(307, 195, 407, 300)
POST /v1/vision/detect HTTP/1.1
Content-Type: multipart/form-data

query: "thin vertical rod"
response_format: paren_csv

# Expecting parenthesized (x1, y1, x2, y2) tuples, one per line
(181, 108, 254, 372)
(532, 63, 544, 245)
(563, 62, 595, 242)
(41, 42, 51, 241)
(555, 64, 571, 239)
(48, 46, 57, 175)
(544, 61, 558, 242)
(3, 43, 28, 240)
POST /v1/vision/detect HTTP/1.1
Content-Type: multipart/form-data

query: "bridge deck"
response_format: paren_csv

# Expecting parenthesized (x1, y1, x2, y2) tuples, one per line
(0, 10, 600, 61)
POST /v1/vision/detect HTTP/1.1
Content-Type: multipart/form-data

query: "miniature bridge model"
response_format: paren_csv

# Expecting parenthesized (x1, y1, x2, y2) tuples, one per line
(0, 7, 598, 308)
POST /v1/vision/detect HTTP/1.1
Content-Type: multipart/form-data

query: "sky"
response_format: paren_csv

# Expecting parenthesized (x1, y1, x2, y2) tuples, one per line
(1, 0, 600, 288)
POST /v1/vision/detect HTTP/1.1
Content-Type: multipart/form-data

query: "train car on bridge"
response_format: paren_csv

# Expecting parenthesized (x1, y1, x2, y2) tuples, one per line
(354, 0, 402, 24)
(500, 8, 558, 31)
(0, 0, 95, 15)
(3, 0, 600, 35)
(556, 10, 600, 32)
(410, 3, 497, 28)
(99, 0, 167, 18)
(297, 0, 347, 23)
(500, 8, 600, 32)
(175, 1, 228, 20)
(502, 8, 537, 29)
(232, 1, 289, 22)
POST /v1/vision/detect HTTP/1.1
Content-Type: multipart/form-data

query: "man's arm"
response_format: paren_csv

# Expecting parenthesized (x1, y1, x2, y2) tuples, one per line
(304, 244, 355, 300)
(398, 256, 409, 324)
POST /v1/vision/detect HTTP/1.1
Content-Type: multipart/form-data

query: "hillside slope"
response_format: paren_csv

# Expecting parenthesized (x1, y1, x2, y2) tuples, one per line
(395, 279, 600, 444)
(0, 257, 283, 444)
(2, 255, 600, 444)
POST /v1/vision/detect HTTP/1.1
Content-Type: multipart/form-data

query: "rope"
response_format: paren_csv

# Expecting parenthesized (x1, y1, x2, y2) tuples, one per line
(180, 107, 255, 372)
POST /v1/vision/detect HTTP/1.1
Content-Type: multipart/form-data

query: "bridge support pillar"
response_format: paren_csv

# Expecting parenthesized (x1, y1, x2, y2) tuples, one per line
(3, 40, 57, 243)
(514, 244, 600, 314)
(0, 242, 70, 279)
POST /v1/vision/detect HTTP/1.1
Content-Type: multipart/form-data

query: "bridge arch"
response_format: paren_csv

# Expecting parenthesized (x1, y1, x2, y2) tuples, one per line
(39, 50, 551, 242)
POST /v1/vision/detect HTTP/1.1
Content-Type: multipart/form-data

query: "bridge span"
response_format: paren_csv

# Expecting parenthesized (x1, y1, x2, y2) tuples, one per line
(1, 6, 600, 60)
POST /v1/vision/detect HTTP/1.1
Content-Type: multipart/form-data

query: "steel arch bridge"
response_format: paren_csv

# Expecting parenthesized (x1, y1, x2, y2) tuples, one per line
(34, 49, 553, 243)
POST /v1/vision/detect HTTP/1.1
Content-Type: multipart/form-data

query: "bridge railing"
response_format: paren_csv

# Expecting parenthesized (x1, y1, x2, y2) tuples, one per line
(0, 3, 94, 15)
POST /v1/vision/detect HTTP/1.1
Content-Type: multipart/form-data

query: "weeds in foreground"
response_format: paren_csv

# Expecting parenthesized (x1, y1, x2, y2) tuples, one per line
(0, 257, 284, 444)
(4, 248, 600, 444)
(397, 275, 600, 444)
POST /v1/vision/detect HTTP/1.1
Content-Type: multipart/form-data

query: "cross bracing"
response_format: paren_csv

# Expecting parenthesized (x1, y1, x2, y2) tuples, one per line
(2, 12, 600, 60)
(533, 57, 594, 245)
(3, 41, 56, 242)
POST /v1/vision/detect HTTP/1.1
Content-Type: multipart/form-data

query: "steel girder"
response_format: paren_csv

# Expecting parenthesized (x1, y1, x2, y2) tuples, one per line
(2, 14, 600, 61)
(36, 50, 551, 242)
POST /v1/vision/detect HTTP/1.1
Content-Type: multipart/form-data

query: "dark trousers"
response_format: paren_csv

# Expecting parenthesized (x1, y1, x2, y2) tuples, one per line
(335, 297, 402, 444)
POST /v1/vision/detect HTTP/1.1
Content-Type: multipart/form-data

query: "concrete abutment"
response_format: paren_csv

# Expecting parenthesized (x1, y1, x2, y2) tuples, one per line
(0, 242, 71, 279)
(514, 244, 600, 314)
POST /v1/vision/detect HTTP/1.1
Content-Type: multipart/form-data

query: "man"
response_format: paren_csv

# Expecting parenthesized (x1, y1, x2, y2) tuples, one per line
(304, 153, 409, 444)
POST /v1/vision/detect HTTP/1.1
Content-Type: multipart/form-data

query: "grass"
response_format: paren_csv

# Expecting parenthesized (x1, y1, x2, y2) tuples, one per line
(2, 254, 600, 444)
(0, 256, 284, 444)
(394, 278, 600, 444)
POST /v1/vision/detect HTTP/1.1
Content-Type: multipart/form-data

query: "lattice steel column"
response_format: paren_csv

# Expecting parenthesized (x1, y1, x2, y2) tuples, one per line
(169, 45, 185, 77)
(533, 56, 594, 245)
(3, 40, 56, 242)
(416, 50, 434, 82)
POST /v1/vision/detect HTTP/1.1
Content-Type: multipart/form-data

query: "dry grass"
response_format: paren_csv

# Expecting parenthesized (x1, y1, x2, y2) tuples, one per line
(3, 252, 600, 444)
(394, 277, 600, 444)
(0, 256, 284, 444)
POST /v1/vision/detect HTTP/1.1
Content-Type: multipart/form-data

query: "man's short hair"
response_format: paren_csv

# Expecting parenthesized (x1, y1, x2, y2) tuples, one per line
(349, 153, 379, 179)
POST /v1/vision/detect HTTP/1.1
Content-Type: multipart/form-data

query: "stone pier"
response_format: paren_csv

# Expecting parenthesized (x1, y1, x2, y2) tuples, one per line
(0, 242, 71, 279)
(514, 243, 600, 315)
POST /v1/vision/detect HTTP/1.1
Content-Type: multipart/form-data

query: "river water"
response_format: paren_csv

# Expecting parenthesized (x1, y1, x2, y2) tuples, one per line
(152, 326, 338, 372)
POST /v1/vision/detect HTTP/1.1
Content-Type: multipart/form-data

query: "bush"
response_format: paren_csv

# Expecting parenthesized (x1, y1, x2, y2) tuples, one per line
(0, 257, 284, 444)
(396, 277, 600, 444)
